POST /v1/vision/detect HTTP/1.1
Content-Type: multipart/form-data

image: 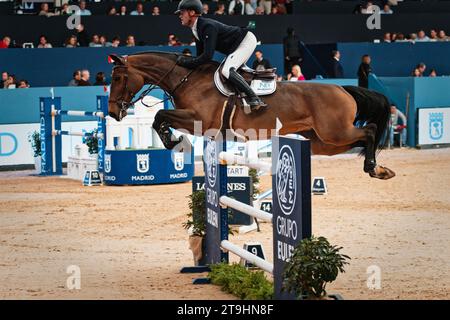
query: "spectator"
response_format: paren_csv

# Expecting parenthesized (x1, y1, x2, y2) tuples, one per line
(108, 6, 117, 16)
(100, 35, 112, 47)
(417, 62, 426, 76)
(276, 74, 283, 81)
(111, 36, 121, 47)
(260, 0, 272, 15)
(0, 36, 11, 49)
(430, 30, 438, 42)
(274, 1, 287, 15)
(126, 35, 136, 47)
(409, 33, 417, 42)
(252, 50, 272, 71)
(416, 30, 430, 42)
(395, 33, 407, 42)
(244, 0, 255, 15)
(79, 1, 91, 16)
(283, 27, 303, 76)
(287, 65, 305, 81)
(78, 70, 91, 86)
(38, 3, 56, 17)
(68, 70, 81, 86)
(5, 74, 16, 89)
(152, 6, 160, 16)
(381, 4, 393, 14)
(18, 80, 30, 88)
(389, 104, 407, 148)
(1, 71, 9, 89)
(37, 35, 52, 48)
(361, 1, 375, 14)
(59, 3, 70, 15)
(411, 68, 421, 77)
(130, 2, 145, 16)
(215, 3, 226, 15)
(330, 50, 344, 78)
(93, 72, 107, 86)
(89, 35, 102, 47)
(119, 5, 127, 16)
(167, 34, 181, 46)
(182, 48, 192, 56)
(383, 33, 391, 43)
(429, 69, 437, 77)
(255, 6, 265, 15)
(229, 0, 245, 15)
(437, 30, 448, 41)
(202, 3, 209, 15)
(357, 54, 372, 88)
(76, 24, 89, 47)
(65, 35, 78, 48)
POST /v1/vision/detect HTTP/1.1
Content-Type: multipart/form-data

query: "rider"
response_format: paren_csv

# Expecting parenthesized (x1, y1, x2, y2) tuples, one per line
(175, 0, 267, 110)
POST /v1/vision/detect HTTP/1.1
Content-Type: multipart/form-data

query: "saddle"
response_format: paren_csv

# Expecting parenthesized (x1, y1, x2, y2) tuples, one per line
(214, 62, 277, 97)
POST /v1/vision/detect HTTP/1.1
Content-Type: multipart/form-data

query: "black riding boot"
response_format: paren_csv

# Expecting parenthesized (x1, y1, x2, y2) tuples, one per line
(228, 68, 267, 110)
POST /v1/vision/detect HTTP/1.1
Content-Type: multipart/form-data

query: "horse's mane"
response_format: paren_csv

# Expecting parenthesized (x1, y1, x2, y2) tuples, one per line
(128, 50, 220, 69)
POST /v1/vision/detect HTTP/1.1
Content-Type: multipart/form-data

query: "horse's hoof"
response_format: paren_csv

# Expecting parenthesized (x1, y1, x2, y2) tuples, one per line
(369, 165, 396, 180)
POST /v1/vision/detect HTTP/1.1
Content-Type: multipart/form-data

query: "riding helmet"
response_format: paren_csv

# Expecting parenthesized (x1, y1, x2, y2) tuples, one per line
(175, 0, 203, 14)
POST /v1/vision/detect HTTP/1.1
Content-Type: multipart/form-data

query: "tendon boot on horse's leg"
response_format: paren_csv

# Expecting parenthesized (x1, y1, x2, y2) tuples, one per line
(363, 123, 377, 173)
(153, 121, 181, 150)
(228, 68, 267, 111)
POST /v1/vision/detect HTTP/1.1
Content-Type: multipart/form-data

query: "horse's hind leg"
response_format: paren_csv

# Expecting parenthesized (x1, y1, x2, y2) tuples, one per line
(299, 130, 352, 156)
(153, 109, 197, 150)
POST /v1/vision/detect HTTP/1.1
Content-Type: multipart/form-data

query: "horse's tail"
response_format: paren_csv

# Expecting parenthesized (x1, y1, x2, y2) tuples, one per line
(342, 85, 391, 156)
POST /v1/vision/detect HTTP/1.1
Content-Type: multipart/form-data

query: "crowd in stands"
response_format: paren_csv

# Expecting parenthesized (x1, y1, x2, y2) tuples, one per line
(383, 29, 449, 43)
(1, 71, 29, 89)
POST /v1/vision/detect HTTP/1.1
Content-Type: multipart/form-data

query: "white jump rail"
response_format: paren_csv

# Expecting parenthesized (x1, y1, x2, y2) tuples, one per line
(221, 240, 273, 273)
(219, 151, 272, 173)
(220, 196, 272, 222)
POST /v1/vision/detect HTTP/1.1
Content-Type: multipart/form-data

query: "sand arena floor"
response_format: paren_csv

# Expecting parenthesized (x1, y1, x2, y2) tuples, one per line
(0, 147, 449, 299)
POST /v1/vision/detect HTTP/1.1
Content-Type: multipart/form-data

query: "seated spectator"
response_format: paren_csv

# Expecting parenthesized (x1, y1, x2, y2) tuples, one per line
(389, 104, 407, 148)
(111, 36, 121, 47)
(152, 6, 160, 16)
(38, 3, 57, 17)
(437, 30, 448, 42)
(409, 33, 417, 42)
(411, 68, 421, 77)
(0, 36, 11, 49)
(89, 35, 102, 47)
(252, 50, 272, 71)
(68, 70, 81, 86)
(229, 0, 245, 15)
(271, 6, 278, 15)
(394, 33, 407, 42)
(417, 62, 426, 76)
(383, 33, 391, 43)
(65, 35, 78, 48)
(429, 69, 437, 77)
(38, 35, 52, 48)
(18, 80, 30, 88)
(2, 71, 9, 89)
(361, 1, 375, 14)
(416, 30, 429, 42)
(260, 0, 272, 15)
(78, 70, 91, 86)
(59, 3, 70, 15)
(100, 35, 112, 47)
(126, 35, 136, 47)
(215, 3, 226, 15)
(79, 1, 91, 16)
(119, 5, 127, 16)
(244, 0, 255, 15)
(202, 3, 209, 15)
(381, 4, 393, 14)
(5, 74, 17, 89)
(182, 48, 192, 56)
(107, 6, 117, 16)
(93, 72, 107, 86)
(130, 2, 145, 16)
(288, 65, 305, 81)
(274, 0, 287, 15)
(430, 30, 438, 42)
(255, 6, 265, 15)
(167, 34, 181, 46)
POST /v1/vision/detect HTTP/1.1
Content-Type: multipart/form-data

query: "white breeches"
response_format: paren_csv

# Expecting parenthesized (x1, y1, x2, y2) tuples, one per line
(222, 31, 257, 79)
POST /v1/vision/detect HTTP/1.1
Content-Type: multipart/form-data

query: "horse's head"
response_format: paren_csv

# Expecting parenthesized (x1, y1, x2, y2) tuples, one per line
(108, 54, 145, 121)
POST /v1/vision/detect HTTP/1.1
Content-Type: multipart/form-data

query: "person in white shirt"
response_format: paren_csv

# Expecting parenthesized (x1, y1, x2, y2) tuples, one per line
(79, 1, 91, 16)
(228, 0, 245, 15)
(130, 2, 145, 16)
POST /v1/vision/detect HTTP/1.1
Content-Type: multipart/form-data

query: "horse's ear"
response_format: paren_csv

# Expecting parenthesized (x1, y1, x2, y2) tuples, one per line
(108, 54, 125, 65)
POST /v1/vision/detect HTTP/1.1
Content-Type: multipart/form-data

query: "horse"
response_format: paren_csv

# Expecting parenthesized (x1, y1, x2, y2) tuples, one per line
(107, 51, 395, 180)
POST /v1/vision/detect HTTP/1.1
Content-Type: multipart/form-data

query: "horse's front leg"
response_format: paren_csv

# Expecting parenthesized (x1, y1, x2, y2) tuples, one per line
(152, 109, 197, 150)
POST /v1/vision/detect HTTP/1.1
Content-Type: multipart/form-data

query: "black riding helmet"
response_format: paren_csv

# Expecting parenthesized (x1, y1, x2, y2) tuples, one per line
(174, 0, 203, 14)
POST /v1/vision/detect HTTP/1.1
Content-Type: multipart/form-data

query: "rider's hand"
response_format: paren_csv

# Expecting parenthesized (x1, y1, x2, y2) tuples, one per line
(176, 55, 195, 68)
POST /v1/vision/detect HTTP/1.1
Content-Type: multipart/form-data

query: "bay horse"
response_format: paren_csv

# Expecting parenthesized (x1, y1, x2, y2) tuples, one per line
(107, 51, 395, 180)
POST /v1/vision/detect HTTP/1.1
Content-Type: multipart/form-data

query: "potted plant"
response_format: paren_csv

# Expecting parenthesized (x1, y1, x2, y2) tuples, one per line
(282, 236, 350, 300)
(28, 131, 42, 174)
(183, 190, 207, 266)
(83, 129, 99, 155)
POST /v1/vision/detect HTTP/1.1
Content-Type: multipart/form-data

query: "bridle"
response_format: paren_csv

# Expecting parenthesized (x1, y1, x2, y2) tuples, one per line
(109, 58, 195, 120)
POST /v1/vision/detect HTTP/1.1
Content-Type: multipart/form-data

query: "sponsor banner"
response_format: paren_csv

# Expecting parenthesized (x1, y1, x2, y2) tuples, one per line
(418, 107, 450, 145)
